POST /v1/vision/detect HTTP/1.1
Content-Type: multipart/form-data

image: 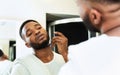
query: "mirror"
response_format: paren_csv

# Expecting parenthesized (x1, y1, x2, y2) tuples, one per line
(0, 20, 17, 61)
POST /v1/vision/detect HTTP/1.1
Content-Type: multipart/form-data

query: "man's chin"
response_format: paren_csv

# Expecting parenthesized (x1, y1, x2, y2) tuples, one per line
(31, 41, 49, 50)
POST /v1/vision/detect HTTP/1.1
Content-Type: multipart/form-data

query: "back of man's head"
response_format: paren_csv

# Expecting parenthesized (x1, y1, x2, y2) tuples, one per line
(86, 0, 120, 3)
(0, 49, 4, 57)
(77, 0, 120, 33)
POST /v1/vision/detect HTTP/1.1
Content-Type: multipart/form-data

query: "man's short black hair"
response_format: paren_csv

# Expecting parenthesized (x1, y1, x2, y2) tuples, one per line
(19, 20, 38, 39)
(0, 49, 4, 57)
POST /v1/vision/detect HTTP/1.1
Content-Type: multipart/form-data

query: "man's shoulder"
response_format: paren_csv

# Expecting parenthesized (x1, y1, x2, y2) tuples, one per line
(69, 34, 107, 49)
(68, 34, 108, 56)
(13, 54, 35, 64)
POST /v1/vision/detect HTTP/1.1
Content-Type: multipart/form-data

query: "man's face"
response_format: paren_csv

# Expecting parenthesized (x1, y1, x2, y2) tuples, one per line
(77, 0, 100, 32)
(22, 21, 49, 50)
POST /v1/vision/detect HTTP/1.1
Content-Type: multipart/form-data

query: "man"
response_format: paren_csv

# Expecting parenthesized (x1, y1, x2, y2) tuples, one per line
(10, 20, 68, 75)
(58, 0, 120, 75)
(0, 49, 12, 75)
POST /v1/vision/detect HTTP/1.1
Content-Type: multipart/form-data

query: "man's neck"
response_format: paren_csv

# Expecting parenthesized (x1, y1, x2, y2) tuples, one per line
(101, 16, 120, 36)
(34, 46, 54, 63)
(103, 25, 120, 36)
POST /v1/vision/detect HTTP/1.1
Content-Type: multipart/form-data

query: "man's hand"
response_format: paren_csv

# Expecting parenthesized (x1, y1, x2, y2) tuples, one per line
(51, 32, 68, 62)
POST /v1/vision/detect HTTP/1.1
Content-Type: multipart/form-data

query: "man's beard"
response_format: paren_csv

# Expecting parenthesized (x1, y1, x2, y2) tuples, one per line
(30, 35, 49, 50)
(83, 14, 100, 33)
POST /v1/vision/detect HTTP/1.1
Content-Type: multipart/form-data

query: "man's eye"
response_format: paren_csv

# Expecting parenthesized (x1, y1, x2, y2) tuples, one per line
(38, 27, 41, 29)
(27, 32, 32, 37)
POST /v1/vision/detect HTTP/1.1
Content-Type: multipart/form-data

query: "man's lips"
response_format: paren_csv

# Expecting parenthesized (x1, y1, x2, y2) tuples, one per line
(36, 34, 44, 41)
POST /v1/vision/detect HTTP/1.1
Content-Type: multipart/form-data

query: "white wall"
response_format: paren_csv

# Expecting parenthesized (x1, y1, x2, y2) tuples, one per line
(0, 0, 79, 27)
(0, 0, 79, 58)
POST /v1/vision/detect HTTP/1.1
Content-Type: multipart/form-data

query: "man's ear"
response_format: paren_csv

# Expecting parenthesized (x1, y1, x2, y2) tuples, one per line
(89, 9, 102, 25)
(25, 42, 31, 48)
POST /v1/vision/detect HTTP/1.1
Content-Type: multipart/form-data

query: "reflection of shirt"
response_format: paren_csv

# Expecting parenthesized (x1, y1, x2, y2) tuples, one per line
(58, 34, 120, 75)
(0, 60, 12, 75)
(11, 52, 65, 75)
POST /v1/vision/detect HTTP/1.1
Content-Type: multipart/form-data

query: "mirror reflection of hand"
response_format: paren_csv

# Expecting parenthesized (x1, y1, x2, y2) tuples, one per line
(51, 31, 68, 53)
(51, 31, 68, 62)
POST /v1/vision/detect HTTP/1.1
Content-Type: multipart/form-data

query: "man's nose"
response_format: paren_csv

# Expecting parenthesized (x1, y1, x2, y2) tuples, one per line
(35, 30, 40, 35)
